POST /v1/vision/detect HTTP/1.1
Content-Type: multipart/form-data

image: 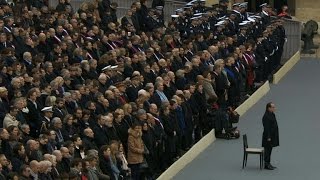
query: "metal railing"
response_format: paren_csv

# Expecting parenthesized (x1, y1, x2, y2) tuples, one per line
(282, 19, 301, 60)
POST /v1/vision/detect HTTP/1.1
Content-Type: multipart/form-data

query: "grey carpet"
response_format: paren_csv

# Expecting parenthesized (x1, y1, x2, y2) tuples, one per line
(174, 58, 320, 180)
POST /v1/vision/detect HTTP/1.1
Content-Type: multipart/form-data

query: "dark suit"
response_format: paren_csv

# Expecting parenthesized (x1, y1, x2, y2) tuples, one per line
(0, 98, 9, 124)
(26, 100, 41, 137)
(93, 124, 109, 147)
(53, 107, 66, 120)
(56, 157, 71, 174)
(262, 110, 279, 165)
(150, 93, 162, 108)
(82, 136, 98, 151)
(126, 85, 139, 102)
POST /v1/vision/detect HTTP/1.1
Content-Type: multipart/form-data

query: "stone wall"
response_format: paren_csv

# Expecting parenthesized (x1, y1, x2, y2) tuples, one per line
(295, 0, 320, 23)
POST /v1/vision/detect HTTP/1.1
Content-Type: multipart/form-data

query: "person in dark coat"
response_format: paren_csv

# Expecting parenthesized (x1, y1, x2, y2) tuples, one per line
(262, 102, 279, 170)
(160, 104, 179, 165)
(26, 88, 41, 138)
(192, 83, 207, 142)
(11, 143, 27, 172)
(56, 147, 71, 174)
(93, 115, 110, 146)
(82, 128, 98, 151)
(0, 128, 12, 160)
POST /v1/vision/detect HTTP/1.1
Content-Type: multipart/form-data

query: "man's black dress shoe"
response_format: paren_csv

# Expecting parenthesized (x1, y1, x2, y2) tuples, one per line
(269, 164, 277, 169)
(264, 165, 274, 170)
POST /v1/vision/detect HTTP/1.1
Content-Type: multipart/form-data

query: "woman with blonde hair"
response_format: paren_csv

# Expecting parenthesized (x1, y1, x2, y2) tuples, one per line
(123, 103, 134, 126)
(45, 96, 57, 107)
(71, 48, 84, 64)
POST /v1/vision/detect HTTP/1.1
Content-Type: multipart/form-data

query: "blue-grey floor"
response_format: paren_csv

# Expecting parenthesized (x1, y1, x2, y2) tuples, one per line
(174, 58, 320, 180)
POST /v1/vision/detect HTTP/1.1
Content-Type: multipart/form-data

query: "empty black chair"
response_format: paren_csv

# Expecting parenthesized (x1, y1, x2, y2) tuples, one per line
(242, 134, 264, 169)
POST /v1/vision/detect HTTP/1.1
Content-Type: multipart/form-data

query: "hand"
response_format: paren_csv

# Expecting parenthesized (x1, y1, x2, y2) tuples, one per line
(267, 138, 271, 141)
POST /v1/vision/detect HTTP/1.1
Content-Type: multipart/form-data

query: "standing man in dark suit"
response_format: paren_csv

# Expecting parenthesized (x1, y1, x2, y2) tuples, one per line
(262, 102, 279, 170)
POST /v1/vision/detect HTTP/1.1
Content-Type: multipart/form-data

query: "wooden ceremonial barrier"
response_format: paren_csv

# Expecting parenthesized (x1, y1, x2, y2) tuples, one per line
(273, 51, 301, 84)
(157, 129, 216, 180)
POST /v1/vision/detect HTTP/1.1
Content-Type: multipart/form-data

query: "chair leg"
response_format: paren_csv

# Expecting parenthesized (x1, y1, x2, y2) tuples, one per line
(245, 153, 248, 167)
(242, 153, 245, 169)
(262, 152, 264, 168)
(260, 154, 262, 170)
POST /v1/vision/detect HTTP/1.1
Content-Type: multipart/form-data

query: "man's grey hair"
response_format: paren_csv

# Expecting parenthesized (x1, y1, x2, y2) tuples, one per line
(52, 117, 61, 124)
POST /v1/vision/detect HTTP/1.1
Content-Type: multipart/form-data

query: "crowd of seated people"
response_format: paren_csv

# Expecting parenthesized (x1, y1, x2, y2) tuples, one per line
(0, 0, 286, 179)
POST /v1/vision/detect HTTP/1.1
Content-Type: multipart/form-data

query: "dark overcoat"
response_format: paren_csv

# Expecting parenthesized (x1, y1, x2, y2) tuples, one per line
(262, 111, 279, 147)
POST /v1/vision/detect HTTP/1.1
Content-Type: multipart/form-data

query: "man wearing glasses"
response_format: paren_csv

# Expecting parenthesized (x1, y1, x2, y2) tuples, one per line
(262, 102, 279, 170)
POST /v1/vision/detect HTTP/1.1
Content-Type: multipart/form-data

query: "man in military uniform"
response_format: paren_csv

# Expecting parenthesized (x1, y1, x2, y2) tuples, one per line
(255, 36, 268, 82)
(231, 3, 242, 24)
(213, 22, 225, 41)
(273, 20, 286, 68)
(237, 24, 248, 46)
(145, 9, 162, 32)
(186, 16, 201, 37)
(40, 106, 54, 133)
(196, 0, 207, 13)
(207, 8, 219, 28)
(262, 28, 276, 78)
(226, 13, 238, 36)
(218, 0, 229, 17)
(239, 2, 249, 21)
(260, 3, 271, 29)
(201, 14, 212, 33)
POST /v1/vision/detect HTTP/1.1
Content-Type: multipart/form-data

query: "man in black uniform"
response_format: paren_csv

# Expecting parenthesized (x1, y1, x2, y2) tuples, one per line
(218, 0, 229, 17)
(239, 2, 249, 21)
(260, 3, 271, 29)
(262, 102, 279, 170)
(231, 3, 242, 24)
(255, 36, 267, 82)
(186, 16, 200, 37)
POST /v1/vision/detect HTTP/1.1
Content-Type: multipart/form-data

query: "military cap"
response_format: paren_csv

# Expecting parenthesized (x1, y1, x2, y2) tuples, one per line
(41, 106, 53, 112)
(232, 3, 241, 7)
(239, 2, 248, 8)
(101, 65, 112, 71)
(111, 65, 118, 70)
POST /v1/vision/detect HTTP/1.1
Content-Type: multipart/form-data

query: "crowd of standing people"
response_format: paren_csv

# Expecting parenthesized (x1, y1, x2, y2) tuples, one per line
(0, 0, 286, 179)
